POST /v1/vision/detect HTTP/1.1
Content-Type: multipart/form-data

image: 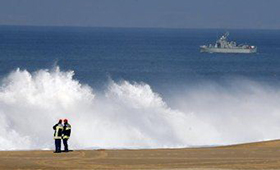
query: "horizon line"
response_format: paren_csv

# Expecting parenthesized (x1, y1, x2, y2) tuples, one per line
(0, 24, 279, 31)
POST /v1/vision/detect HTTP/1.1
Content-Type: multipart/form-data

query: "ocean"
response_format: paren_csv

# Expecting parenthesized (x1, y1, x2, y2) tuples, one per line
(1, 26, 280, 150)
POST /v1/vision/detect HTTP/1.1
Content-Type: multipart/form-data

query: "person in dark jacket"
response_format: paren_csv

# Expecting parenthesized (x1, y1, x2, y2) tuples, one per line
(53, 119, 63, 153)
(62, 119, 71, 152)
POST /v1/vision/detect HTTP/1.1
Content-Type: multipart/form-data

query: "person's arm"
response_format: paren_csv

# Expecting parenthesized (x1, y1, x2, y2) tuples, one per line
(62, 125, 66, 135)
(69, 127, 71, 136)
(66, 124, 71, 136)
(53, 124, 57, 130)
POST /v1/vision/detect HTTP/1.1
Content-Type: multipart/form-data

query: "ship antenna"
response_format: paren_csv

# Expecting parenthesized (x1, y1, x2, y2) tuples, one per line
(225, 32, 229, 38)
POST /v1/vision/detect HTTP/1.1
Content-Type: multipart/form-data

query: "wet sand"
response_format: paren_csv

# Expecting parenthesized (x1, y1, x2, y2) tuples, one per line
(1, 140, 280, 169)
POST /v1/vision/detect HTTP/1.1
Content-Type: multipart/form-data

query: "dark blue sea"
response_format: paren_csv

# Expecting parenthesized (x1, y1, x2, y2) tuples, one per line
(1, 26, 280, 91)
(1, 26, 280, 150)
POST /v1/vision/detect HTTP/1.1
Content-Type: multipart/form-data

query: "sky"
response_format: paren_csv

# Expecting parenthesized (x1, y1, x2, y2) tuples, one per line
(0, 0, 279, 29)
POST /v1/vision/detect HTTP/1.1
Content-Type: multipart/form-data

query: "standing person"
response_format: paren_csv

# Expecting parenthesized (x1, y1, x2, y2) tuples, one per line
(53, 119, 63, 153)
(62, 119, 71, 152)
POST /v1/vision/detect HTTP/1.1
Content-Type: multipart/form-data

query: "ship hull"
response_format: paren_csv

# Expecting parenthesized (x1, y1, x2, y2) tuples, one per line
(200, 47, 257, 54)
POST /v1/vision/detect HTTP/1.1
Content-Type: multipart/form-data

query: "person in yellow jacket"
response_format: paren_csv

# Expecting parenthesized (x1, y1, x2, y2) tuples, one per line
(53, 119, 63, 153)
(62, 119, 71, 152)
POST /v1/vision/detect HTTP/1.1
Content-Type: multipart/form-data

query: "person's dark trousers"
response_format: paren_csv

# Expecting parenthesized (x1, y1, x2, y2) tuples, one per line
(63, 139, 68, 152)
(54, 139, 61, 153)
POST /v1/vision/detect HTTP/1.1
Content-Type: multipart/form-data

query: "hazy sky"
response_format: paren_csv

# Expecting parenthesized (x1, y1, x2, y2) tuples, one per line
(0, 0, 279, 29)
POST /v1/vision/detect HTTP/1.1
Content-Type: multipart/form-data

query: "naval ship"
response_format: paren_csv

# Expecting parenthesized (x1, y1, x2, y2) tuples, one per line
(200, 32, 257, 54)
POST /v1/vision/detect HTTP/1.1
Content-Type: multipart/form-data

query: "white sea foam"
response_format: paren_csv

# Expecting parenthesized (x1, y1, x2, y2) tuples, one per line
(0, 67, 279, 150)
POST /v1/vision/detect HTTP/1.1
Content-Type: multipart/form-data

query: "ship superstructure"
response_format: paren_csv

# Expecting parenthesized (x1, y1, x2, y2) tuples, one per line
(200, 32, 257, 54)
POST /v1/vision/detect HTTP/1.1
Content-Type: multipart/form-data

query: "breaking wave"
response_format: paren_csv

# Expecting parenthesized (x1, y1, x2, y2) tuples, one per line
(0, 67, 280, 150)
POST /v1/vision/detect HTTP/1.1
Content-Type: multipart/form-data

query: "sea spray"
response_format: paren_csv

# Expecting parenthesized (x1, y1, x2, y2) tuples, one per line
(0, 67, 95, 150)
(0, 67, 280, 150)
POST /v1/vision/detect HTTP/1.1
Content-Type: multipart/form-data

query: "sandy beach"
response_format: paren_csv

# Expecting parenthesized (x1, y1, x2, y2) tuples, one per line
(1, 140, 280, 169)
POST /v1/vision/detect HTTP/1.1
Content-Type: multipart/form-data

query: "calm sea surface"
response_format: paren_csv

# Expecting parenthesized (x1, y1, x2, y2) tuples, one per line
(1, 26, 280, 93)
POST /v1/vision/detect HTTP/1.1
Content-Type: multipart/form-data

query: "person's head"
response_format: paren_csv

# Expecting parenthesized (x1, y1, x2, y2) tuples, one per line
(58, 119, 62, 124)
(64, 119, 68, 123)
